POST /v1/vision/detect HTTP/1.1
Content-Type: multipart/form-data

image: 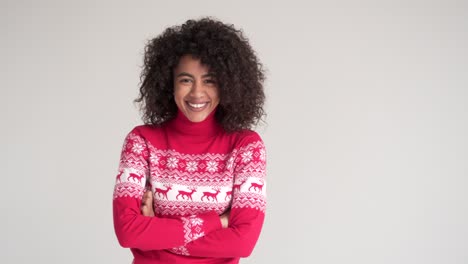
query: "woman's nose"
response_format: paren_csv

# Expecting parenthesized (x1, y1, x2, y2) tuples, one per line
(189, 80, 204, 96)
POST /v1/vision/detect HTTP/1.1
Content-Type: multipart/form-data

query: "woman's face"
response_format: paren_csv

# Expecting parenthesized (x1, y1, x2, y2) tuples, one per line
(173, 55, 220, 122)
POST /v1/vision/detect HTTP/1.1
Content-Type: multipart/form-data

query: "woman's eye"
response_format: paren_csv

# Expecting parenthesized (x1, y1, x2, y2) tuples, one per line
(180, 78, 192, 83)
(204, 79, 217, 84)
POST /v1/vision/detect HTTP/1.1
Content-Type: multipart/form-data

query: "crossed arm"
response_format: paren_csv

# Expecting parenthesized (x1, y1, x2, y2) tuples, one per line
(138, 139, 267, 258)
(114, 129, 266, 257)
(140, 188, 265, 258)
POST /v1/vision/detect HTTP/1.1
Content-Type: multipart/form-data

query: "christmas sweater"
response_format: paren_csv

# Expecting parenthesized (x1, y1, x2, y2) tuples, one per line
(113, 110, 267, 264)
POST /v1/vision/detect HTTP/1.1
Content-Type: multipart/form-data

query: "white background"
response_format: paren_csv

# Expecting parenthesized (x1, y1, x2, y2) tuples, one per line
(2, 0, 467, 263)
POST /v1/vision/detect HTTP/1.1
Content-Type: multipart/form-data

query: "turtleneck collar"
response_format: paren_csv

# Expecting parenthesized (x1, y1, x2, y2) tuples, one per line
(166, 108, 222, 139)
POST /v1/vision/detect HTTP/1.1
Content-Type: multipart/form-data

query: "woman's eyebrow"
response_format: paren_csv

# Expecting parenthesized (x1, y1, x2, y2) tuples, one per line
(176, 72, 216, 78)
(202, 73, 216, 78)
(176, 72, 194, 78)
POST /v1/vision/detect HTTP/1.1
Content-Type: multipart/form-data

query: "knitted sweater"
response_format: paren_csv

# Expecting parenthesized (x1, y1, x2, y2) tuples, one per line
(112, 110, 267, 264)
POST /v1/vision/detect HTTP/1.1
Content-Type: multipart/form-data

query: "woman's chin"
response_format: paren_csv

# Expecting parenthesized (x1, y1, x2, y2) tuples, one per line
(183, 111, 211, 123)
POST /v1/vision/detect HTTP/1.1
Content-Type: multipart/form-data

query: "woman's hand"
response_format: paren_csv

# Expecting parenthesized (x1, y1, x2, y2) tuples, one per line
(220, 210, 230, 228)
(141, 190, 155, 217)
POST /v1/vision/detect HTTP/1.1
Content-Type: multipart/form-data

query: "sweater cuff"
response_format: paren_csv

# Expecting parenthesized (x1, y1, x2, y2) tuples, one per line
(180, 212, 221, 244)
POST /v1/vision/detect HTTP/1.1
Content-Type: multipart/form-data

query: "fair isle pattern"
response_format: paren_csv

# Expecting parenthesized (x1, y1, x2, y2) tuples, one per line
(147, 143, 236, 184)
(232, 140, 267, 212)
(181, 215, 205, 243)
(113, 182, 145, 200)
(119, 132, 148, 174)
(232, 192, 267, 212)
(113, 132, 149, 200)
(154, 199, 230, 216)
(113, 131, 267, 215)
(169, 245, 189, 256)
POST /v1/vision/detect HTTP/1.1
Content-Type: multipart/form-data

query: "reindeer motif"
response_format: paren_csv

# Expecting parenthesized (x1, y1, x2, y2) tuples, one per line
(155, 184, 172, 200)
(201, 188, 221, 202)
(248, 180, 264, 192)
(116, 171, 124, 183)
(176, 187, 197, 201)
(233, 179, 247, 192)
(225, 190, 232, 201)
(225, 179, 247, 200)
(127, 173, 144, 184)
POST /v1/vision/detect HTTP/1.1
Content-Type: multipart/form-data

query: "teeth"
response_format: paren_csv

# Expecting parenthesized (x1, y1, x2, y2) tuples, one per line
(188, 102, 207, 108)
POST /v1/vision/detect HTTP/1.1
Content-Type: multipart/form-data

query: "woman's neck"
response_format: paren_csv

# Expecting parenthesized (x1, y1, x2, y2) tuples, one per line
(166, 109, 221, 139)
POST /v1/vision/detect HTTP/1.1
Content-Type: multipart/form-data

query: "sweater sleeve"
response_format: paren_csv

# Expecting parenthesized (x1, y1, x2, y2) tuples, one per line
(169, 137, 267, 258)
(113, 129, 222, 251)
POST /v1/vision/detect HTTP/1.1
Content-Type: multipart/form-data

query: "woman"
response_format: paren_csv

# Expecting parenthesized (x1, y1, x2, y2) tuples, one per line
(112, 17, 266, 264)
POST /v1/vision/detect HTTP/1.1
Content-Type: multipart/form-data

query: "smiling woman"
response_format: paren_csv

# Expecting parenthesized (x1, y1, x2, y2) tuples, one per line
(173, 55, 221, 123)
(112, 17, 267, 264)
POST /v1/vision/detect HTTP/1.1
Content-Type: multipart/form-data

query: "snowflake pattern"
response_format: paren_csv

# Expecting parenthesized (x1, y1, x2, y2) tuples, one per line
(181, 215, 206, 244)
(186, 161, 198, 172)
(167, 157, 179, 169)
(150, 155, 159, 165)
(132, 142, 145, 154)
(206, 161, 218, 173)
(241, 150, 253, 163)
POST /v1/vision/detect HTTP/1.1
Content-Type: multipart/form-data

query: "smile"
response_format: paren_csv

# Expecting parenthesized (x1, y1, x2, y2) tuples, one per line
(187, 102, 208, 109)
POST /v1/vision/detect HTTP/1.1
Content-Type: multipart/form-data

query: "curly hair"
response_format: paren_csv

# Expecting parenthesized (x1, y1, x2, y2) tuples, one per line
(135, 17, 265, 132)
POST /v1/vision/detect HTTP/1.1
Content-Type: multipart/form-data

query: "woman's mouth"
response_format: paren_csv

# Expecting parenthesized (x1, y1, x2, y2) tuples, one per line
(187, 102, 209, 111)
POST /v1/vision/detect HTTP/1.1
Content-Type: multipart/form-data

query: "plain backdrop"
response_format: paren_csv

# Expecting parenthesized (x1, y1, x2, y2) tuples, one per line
(2, 0, 467, 263)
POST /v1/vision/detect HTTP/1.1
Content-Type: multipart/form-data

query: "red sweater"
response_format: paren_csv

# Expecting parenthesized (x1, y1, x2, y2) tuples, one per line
(113, 110, 267, 264)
